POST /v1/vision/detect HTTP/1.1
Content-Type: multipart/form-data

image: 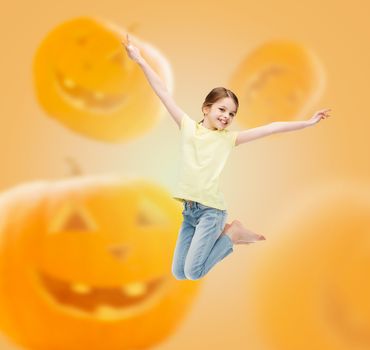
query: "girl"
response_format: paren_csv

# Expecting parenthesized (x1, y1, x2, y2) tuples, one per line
(123, 34, 331, 280)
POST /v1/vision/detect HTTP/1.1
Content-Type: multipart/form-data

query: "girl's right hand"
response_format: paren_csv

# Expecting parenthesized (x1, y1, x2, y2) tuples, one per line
(308, 108, 332, 125)
(122, 33, 143, 64)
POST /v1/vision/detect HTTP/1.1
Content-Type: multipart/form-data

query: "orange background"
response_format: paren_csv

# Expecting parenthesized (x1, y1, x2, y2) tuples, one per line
(1, 0, 369, 349)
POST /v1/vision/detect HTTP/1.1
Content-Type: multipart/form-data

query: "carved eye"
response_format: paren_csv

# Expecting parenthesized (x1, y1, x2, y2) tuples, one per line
(76, 35, 89, 46)
(48, 202, 97, 234)
(136, 197, 169, 227)
(109, 50, 125, 66)
(108, 50, 135, 76)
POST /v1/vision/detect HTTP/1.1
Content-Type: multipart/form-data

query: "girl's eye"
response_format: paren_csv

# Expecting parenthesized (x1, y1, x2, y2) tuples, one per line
(220, 107, 234, 116)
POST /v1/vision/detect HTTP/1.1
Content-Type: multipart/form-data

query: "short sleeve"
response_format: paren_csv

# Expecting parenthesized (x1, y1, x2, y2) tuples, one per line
(229, 131, 238, 147)
(180, 113, 186, 130)
(180, 112, 195, 131)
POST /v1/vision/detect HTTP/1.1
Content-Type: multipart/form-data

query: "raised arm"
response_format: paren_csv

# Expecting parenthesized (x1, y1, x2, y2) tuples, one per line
(235, 108, 332, 146)
(122, 33, 185, 129)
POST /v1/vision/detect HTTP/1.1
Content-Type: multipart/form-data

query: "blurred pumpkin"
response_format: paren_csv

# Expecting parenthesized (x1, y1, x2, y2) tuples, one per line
(0, 174, 201, 350)
(244, 183, 370, 350)
(32, 17, 173, 142)
(228, 40, 325, 128)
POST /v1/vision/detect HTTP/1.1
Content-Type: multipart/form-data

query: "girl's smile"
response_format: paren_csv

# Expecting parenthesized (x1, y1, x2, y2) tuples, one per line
(202, 97, 237, 131)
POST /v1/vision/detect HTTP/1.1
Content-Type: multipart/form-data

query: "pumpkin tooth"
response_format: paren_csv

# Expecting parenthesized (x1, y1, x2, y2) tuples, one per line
(70, 283, 91, 294)
(94, 304, 118, 318)
(122, 282, 147, 297)
(94, 91, 105, 100)
(63, 77, 76, 89)
(73, 98, 86, 108)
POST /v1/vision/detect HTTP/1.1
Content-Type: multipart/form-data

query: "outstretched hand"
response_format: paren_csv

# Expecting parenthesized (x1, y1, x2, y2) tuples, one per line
(122, 33, 143, 63)
(308, 108, 332, 125)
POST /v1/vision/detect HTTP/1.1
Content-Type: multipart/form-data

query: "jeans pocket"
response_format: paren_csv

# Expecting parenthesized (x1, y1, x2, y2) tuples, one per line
(221, 211, 228, 228)
(198, 202, 214, 211)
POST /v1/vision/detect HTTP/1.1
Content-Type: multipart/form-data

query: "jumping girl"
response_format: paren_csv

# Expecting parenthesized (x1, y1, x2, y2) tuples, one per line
(122, 34, 331, 280)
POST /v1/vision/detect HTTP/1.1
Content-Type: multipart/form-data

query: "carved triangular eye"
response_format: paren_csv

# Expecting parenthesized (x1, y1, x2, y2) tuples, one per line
(137, 197, 169, 227)
(108, 49, 135, 73)
(49, 202, 97, 234)
(76, 35, 89, 46)
(63, 211, 89, 230)
(109, 50, 124, 65)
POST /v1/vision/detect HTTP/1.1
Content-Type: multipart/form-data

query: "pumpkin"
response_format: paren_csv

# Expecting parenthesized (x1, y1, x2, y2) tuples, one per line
(32, 17, 173, 142)
(0, 174, 201, 350)
(228, 40, 325, 128)
(244, 183, 370, 350)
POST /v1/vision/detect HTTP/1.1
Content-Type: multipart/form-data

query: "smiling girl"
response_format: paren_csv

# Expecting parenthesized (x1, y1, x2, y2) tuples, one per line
(123, 34, 331, 280)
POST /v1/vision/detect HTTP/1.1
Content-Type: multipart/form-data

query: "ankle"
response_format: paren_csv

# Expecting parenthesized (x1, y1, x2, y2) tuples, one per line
(222, 223, 232, 234)
(223, 223, 237, 242)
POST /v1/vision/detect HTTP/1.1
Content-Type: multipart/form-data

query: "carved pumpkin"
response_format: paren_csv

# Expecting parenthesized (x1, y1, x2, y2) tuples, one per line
(32, 17, 173, 142)
(0, 175, 201, 349)
(245, 184, 370, 350)
(228, 40, 325, 128)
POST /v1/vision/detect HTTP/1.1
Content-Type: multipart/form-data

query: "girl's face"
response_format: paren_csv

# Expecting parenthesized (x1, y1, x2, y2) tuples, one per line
(202, 97, 237, 131)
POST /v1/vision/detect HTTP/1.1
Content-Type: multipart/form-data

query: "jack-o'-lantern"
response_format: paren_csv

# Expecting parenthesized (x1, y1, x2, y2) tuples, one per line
(229, 40, 325, 128)
(244, 183, 370, 350)
(33, 17, 173, 142)
(0, 174, 201, 350)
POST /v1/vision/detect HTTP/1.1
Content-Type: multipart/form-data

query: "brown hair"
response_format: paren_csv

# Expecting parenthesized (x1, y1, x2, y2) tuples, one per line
(199, 87, 239, 124)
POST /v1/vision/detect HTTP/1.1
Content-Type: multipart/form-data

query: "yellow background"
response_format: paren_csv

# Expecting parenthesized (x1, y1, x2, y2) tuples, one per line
(1, 0, 369, 349)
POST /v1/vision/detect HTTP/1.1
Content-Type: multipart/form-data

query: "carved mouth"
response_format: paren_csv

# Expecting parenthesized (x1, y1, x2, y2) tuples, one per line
(34, 269, 171, 319)
(54, 70, 128, 113)
(322, 282, 370, 346)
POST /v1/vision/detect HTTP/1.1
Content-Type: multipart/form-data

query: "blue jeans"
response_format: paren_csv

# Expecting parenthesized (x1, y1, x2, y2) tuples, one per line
(171, 200, 234, 280)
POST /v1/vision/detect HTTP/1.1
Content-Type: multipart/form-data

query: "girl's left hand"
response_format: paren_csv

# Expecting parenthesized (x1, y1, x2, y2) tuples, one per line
(122, 33, 143, 64)
(309, 108, 332, 125)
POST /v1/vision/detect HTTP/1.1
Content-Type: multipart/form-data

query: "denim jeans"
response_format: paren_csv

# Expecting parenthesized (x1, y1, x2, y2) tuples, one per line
(171, 200, 234, 280)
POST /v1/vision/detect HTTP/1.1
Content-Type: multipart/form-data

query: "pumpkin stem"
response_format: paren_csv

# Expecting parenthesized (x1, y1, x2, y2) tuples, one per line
(127, 22, 139, 35)
(64, 156, 83, 176)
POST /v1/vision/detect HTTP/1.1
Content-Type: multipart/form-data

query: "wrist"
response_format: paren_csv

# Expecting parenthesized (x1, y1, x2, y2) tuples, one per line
(137, 57, 146, 66)
(306, 119, 315, 127)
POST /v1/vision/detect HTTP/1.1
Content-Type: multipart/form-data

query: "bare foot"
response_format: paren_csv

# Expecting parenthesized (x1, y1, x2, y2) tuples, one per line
(223, 220, 266, 245)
